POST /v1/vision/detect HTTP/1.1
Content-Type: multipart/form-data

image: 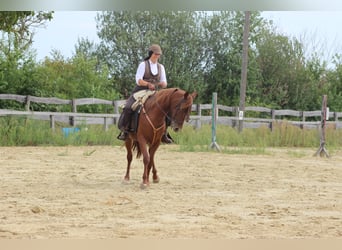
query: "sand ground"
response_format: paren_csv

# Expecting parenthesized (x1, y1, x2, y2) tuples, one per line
(0, 145, 341, 239)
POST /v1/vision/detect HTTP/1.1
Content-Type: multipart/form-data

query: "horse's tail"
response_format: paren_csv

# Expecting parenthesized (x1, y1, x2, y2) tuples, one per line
(132, 141, 142, 159)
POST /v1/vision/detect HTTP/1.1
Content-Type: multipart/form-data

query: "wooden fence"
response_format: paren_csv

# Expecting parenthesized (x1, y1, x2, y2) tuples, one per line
(1, 94, 342, 131)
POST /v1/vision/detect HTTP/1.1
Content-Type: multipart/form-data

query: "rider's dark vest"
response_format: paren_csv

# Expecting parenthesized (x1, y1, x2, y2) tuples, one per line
(132, 60, 161, 93)
(143, 60, 161, 83)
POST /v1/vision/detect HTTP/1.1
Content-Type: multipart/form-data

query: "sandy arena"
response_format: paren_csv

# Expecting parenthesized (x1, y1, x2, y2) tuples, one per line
(0, 145, 341, 239)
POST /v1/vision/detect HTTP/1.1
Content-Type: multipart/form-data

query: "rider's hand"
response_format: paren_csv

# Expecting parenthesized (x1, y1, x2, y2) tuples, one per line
(147, 83, 155, 90)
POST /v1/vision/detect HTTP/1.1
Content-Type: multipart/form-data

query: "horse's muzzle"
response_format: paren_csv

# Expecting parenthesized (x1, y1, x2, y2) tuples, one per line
(171, 122, 182, 132)
(173, 127, 180, 132)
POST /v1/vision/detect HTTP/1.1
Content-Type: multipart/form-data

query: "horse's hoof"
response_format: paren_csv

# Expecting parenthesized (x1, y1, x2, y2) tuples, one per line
(140, 183, 149, 189)
(122, 178, 130, 185)
(153, 177, 160, 183)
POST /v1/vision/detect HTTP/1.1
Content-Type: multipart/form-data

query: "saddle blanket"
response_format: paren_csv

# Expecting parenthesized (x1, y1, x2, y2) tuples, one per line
(131, 90, 155, 111)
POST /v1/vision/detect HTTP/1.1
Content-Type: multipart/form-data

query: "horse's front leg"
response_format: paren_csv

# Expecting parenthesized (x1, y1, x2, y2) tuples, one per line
(140, 142, 150, 188)
(148, 143, 160, 183)
(123, 138, 133, 183)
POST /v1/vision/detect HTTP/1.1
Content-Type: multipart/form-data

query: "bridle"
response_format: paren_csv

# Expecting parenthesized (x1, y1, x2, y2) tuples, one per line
(149, 89, 192, 124)
(141, 89, 192, 144)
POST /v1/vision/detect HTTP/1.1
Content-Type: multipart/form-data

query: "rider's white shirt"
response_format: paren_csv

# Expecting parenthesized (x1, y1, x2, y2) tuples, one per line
(135, 60, 167, 85)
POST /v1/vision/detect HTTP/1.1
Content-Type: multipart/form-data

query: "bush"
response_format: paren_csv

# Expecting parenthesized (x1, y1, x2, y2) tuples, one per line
(1, 117, 342, 150)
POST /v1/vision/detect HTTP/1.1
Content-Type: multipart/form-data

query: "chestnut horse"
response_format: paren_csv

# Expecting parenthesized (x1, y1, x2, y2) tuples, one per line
(123, 87, 197, 188)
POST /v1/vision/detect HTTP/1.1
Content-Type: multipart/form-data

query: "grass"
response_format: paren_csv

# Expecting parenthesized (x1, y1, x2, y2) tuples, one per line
(171, 123, 342, 153)
(1, 117, 342, 153)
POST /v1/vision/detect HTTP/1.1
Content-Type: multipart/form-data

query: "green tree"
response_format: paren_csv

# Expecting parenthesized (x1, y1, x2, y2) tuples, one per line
(254, 24, 329, 111)
(0, 11, 53, 104)
(326, 55, 342, 111)
(0, 11, 53, 50)
(30, 50, 118, 112)
(2, 10, 340, 114)
(202, 11, 265, 105)
(96, 11, 209, 99)
(0, 33, 38, 100)
(255, 28, 302, 108)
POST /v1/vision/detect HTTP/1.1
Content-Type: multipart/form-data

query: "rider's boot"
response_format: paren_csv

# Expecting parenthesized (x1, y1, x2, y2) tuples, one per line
(117, 108, 133, 141)
(161, 131, 174, 144)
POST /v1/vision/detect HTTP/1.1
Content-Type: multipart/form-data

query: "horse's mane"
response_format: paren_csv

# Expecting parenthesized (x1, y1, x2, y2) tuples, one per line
(163, 88, 194, 109)
(156, 88, 179, 99)
(144, 88, 178, 109)
(153, 88, 193, 108)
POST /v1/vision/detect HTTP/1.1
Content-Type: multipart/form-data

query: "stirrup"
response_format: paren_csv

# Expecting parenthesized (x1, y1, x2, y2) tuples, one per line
(117, 131, 128, 141)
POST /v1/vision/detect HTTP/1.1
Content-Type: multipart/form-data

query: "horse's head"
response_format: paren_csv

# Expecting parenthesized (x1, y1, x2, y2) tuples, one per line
(169, 89, 197, 132)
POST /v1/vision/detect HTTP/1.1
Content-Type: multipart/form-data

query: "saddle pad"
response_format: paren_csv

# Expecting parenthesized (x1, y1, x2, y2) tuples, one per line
(131, 90, 155, 111)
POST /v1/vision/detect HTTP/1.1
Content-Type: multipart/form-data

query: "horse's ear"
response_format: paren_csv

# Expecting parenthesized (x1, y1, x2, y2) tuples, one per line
(183, 91, 197, 99)
(184, 92, 189, 100)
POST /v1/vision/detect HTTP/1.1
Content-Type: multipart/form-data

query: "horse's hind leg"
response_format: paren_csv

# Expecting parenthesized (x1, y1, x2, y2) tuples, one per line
(123, 138, 133, 183)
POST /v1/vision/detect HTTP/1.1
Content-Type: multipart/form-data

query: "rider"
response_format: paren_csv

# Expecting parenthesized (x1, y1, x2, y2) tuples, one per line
(117, 44, 174, 143)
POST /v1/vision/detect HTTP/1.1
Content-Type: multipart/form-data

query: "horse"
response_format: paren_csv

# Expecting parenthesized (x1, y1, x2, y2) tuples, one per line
(122, 87, 197, 188)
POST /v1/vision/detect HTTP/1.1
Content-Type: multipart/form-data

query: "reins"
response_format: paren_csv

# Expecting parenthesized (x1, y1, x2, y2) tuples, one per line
(153, 90, 175, 122)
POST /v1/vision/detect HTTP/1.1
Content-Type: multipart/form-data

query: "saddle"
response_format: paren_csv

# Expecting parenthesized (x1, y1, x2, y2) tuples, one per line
(131, 90, 155, 111)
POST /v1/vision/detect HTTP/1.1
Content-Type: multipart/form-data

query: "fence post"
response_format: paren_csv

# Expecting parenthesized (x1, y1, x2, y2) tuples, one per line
(113, 100, 121, 125)
(25, 95, 31, 111)
(334, 112, 338, 130)
(50, 115, 55, 132)
(209, 92, 221, 152)
(232, 106, 238, 129)
(314, 95, 329, 157)
(70, 99, 77, 126)
(104, 117, 108, 131)
(195, 103, 201, 129)
(300, 111, 305, 129)
(270, 109, 276, 131)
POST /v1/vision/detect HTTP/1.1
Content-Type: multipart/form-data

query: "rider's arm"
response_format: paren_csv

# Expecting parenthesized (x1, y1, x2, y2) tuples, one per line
(158, 64, 167, 88)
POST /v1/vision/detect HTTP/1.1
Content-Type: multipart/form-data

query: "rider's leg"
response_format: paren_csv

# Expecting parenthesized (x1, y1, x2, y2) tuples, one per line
(161, 116, 174, 144)
(117, 96, 135, 140)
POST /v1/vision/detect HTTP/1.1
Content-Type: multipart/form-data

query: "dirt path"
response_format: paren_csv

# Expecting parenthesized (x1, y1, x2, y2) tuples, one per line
(0, 146, 341, 239)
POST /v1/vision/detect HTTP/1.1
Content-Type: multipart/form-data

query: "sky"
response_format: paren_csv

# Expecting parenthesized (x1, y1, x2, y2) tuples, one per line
(32, 11, 100, 61)
(31, 11, 342, 64)
(261, 11, 342, 62)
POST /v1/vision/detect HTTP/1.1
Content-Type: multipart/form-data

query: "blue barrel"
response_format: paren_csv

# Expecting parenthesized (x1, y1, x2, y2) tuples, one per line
(62, 127, 80, 137)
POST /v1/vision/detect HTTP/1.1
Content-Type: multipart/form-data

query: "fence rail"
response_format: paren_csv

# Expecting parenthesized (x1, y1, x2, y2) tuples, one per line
(1, 94, 342, 130)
